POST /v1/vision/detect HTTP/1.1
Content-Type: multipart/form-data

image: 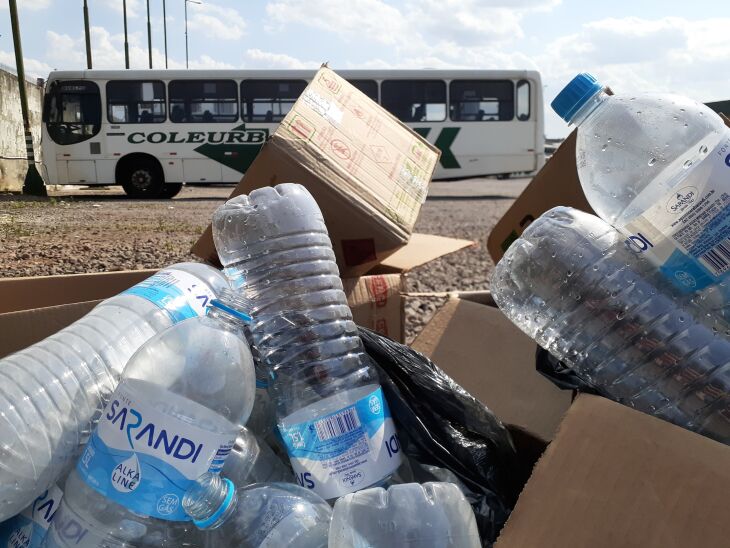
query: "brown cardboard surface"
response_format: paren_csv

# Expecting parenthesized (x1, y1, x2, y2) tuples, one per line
(0, 300, 101, 358)
(411, 298, 572, 442)
(192, 66, 441, 278)
(496, 394, 730, 548)
(487, 131, 593, 262)
(344, 274, 404, 342)
(368, 233, 474, 274)
(0, 270, 155, 314)
(0, 273, 406, 356)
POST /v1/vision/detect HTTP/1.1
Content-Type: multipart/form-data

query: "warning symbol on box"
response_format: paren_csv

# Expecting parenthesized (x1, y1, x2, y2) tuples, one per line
(370, 145, 390, 164)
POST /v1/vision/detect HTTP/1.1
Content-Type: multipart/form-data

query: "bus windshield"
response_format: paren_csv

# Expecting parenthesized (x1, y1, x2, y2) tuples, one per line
(43, 80, 101, 145)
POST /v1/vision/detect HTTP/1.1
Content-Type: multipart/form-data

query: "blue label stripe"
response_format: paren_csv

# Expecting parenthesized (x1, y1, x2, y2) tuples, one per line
(77, 432, 194, 522)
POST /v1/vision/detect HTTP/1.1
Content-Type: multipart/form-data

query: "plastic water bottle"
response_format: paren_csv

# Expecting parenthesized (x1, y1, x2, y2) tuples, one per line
(183, 475, 332, 547)
(551, 73, 730, 313)
(0, 482, 64, 548)
(0, 263, 228, 522)
(44, 294, 256, 547)
(212, 184, 403, 500)
(329, 482, 481, 548)
(222, 427, 291, 486)
(492, 206, 729, 444)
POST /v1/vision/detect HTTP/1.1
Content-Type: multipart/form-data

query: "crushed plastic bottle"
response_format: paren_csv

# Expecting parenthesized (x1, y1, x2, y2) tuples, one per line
(0, 482, 64, 548)
(0, 263, 228, 522)
(44, 294, 256, 547)
(492, 206, 729, 444)
(212, 183, 403, 500)
(552, 73, 730, 316)
(221, 427, 291, 487)
(329, 482, 481, 548)
(183, 475, 332, 548)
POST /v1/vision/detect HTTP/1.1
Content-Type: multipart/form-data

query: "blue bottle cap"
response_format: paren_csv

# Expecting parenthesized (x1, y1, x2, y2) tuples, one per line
(551, 73, 603, 123)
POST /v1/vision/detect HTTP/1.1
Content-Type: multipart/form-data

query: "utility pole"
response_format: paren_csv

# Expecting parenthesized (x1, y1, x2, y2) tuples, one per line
(83, 0, 92, 69)
(185, 0, 201, 69)
(163, 0, 168, 68)
(146, 0, 152, 69)
(123, 0, 130, 69)
(8, 0, 46, 196)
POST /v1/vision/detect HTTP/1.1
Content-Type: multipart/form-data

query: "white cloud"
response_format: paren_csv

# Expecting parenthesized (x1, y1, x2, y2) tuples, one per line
(265, 0, 412, 47)
(0, 50, 52, 79)
(244, 49, 319, 69)
(45, 27, 176, 70)
(188, 2, 246, 41)
(98, 0, 142, 18)
(533, 16, 730, 136)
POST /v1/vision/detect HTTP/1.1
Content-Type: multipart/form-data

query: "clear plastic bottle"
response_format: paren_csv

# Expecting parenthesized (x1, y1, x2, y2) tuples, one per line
(551, 73, 730, 311)
(44, 294, 256, 547)
(183, 475, 332, 548)
(492, 206, 729, 444)
(212, 184, 403, 500)
(0, 263, 228, 522)
(329, 482, 481, 548)
(221, 427, 291, 486)
(0, 481, 65, 548)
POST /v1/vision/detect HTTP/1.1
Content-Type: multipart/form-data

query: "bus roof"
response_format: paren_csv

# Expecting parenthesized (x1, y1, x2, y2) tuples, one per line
(46, 68, 541, 83)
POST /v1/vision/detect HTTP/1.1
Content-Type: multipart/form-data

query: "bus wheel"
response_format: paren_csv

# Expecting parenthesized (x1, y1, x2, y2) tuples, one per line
(159, 183, 183, 199)
(120, 160, 164, 198)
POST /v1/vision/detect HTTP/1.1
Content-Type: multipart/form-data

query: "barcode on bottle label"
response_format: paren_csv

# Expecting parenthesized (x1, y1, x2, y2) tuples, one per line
(314, 408, 361, 441)
(699, 238, 730, 276)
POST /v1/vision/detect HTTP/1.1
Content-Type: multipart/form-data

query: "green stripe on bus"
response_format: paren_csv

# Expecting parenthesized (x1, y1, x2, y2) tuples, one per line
(434, 127, 461, 169)
(413, 127, 431, 139)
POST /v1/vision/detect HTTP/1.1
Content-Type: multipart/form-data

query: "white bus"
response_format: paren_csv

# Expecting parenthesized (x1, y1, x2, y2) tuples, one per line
(41, 69, 544, 198)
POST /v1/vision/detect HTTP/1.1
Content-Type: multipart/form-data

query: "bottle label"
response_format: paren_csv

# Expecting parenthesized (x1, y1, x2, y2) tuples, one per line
(279, 386, 402, 500)
(77, 379, 236, 522)
(0, 485, 63, 548)
(123, 269, 216, 323)
(44, 501, 117, 548)
(622, 132, 730, 293)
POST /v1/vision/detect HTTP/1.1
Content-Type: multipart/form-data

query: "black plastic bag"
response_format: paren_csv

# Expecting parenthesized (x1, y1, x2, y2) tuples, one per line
(358, 327, 517, 546)
(535, 347, 600, 394)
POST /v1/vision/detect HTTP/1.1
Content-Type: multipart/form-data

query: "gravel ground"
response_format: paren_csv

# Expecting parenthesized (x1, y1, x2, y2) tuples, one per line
(0, 177, 529, 341)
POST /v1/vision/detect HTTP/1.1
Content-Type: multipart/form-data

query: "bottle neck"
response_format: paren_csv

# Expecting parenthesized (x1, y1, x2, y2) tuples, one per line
(568, 90, 608, 127)
(183, 473, 239, 530)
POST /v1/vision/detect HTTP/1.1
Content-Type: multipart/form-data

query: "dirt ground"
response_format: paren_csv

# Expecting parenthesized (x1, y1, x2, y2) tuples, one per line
(0, 177, 529, 340)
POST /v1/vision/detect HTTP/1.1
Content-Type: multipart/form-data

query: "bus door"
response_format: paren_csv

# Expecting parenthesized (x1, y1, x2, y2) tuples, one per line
(43, 80, 102, 184)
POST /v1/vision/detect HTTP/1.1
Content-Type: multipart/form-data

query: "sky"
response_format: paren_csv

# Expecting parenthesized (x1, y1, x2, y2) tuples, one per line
(1, 0, 729, 137)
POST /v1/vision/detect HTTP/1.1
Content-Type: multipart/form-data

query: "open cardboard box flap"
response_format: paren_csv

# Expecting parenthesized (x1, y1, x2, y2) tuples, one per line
(496, 394, 730, 547)
(412, 297, 572, 444)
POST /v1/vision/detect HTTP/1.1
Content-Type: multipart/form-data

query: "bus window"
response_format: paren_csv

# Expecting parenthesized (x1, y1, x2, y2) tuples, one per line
(43, 80, 101, 145)
(348, 79, 378, 102)
(106, 80, 166, 123)
(449, 80, 514, 121)
(169, 80, 238, 123)
(240, 79, 307, 123)
(381, 80, 446, 122)
(516, 80, 531, 121)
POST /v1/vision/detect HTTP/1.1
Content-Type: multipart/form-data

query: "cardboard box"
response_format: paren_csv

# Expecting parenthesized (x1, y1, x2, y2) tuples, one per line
(0, 231, 472, 357)
(192, 66, 442, 278)
(495, 394, 730, 547)
(411, 295, 573, 444)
